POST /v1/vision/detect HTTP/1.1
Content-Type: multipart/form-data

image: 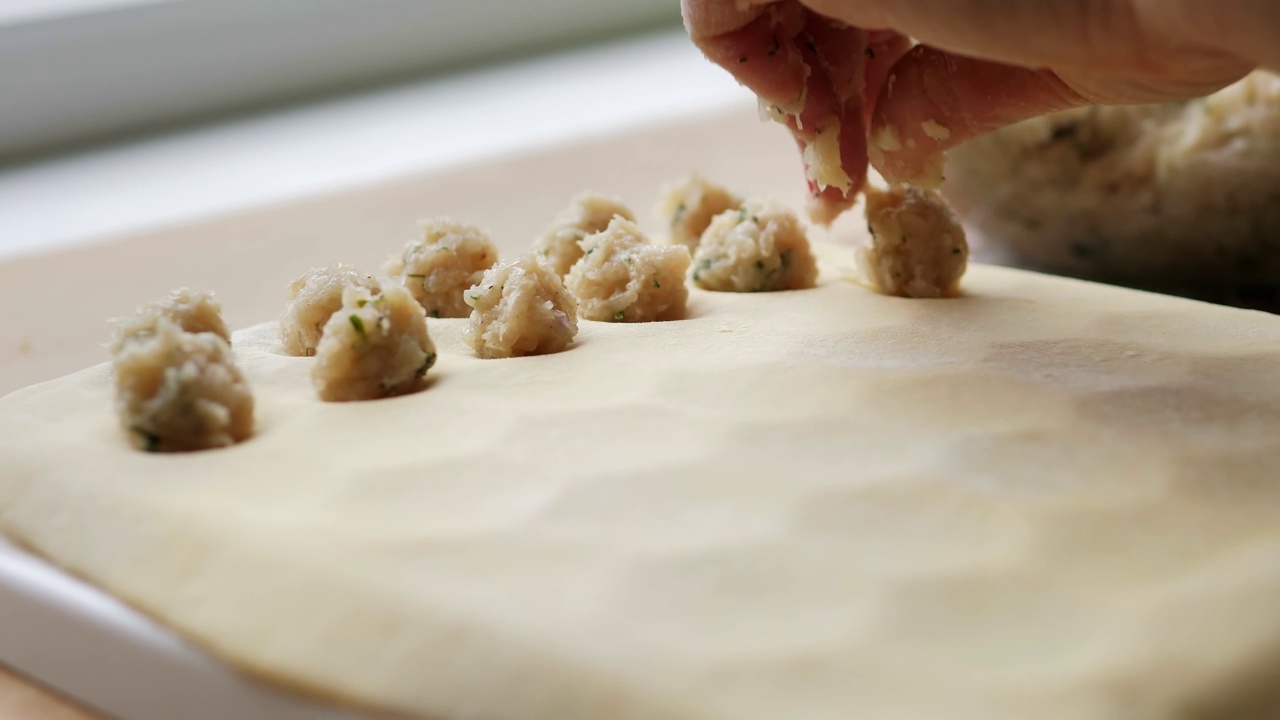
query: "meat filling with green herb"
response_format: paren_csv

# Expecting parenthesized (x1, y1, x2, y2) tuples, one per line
(279, 265, 381, 357)
(532, 191, 636, 277)
(384, 218, 498, 318)
(692, 197, 819, 293)
(859, 184, 968, 298)
(465, 254, 578, 359)
(312, 284, 437, 402)
(655, 172, 742, 251)
(111, 317, 253, 452)
(110, 287, 231, 354)
(565, 217, 691, 323)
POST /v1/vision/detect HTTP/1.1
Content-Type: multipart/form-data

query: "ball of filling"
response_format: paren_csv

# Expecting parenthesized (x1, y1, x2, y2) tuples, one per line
(859, 184, 968, 299)
(109, 288, 230, 354)
(312, 284, 437, 402)
(279, 265, 381, 357)
(533, 192, 636, 277)
(944, 71, 1280, 306)
(565, 217, 691, 323)
(465, 254, 578, 359)
(655, 172, 742, 251)
(111, 318, 254, 452)
(692, 198, 819, 293)
(384, 218, 498, 318)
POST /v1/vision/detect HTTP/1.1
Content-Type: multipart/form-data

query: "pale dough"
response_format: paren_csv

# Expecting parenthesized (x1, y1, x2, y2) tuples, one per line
(465, 254, 578, 359)
(279, 265, 382, 357)
(3, 242, 1280, 720)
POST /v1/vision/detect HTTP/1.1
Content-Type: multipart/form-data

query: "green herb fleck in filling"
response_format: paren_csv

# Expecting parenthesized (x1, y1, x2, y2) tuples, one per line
(692, 256, 715, 282)
(133, 427, 161, 452)
(349, 315, 366, 337)
(417, 352, 437, 378)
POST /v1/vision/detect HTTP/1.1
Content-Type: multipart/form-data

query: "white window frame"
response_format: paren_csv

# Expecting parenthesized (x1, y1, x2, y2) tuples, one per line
(0, 0, 680, 160)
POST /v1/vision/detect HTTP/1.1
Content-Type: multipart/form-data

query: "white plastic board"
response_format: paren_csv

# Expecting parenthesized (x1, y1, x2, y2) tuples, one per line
(0, 537, 389, 720)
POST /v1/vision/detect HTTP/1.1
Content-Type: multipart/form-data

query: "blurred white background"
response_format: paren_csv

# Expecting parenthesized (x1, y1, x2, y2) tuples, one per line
(0, 0, 753, 259)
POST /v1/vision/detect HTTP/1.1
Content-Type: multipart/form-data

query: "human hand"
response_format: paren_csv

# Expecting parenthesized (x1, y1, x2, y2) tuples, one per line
(683, 0, 1268, 221)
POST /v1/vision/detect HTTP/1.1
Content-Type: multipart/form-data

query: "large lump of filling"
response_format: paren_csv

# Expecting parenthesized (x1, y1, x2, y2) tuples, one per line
(111, 318, 254, 452)
(692, 197, 818, 293)
(109, 287, 231, 353)
(384, 218, 498, 319)
(465, 254, 578, 359)
(311, 285, 437, 402)
(532, 192, 636, 277)
(944, 70, 1280, 308)
(279, 265, 381, 357)
(565, 217, 691, 323)
(859, 184, 968, 299)
(654, 172, 742, 251)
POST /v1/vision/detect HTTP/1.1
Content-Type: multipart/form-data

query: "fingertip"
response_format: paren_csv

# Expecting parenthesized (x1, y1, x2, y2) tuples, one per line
(681, 0, 765, 39)
(869, 46, 1086, 184)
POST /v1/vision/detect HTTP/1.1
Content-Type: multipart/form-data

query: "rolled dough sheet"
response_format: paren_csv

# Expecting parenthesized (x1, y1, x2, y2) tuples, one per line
(2, 243, 1280, 720)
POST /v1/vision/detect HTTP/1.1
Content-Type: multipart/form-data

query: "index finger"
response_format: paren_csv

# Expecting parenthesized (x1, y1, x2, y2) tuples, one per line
(682, 0, 810, 113)
(684, 0, 874, 223)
